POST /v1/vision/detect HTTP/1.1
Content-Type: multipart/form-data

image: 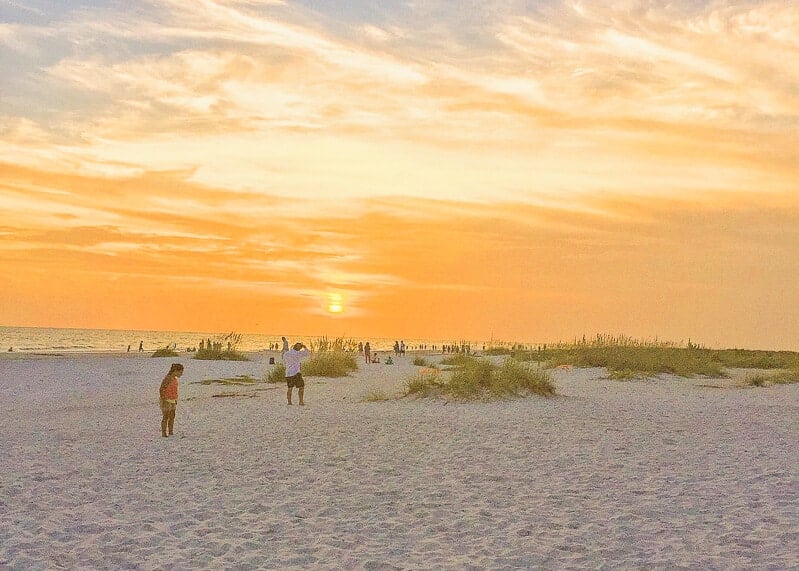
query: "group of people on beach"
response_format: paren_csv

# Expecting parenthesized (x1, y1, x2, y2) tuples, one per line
(157, 335, 466, 436)
(157, 336, 313, 437)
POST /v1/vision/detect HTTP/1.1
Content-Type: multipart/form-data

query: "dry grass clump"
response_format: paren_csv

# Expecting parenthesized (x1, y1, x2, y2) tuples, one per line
(266, 363, 285, 383)
(745, 369, 799, 387)
(302, 351, 358, 377)
(404, 358, 554, 400)
(404, 369, 445, 398)
(152, 347, 179, 358)
(448, 357, 555, 399)
(362, 389, 393, 402)
(512, 334, 799, 379)
(440, 353, 477, 367)
(412, 356, 428, 366)
(193, 332, 249, 361)
(194, 347, 249, 361)
(193, 375, 259, 386)
(492, 359, 556, 397)
(309, 336, 359, 352)
(559, 347, 723, 379)
(713, 349, 799, 369)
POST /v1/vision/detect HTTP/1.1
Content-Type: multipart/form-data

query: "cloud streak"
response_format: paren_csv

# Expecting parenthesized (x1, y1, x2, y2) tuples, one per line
(1, 1, 798, 346)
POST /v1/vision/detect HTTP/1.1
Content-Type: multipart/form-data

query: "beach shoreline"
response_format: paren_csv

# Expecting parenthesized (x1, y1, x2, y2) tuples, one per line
(1, 351, 797, 569)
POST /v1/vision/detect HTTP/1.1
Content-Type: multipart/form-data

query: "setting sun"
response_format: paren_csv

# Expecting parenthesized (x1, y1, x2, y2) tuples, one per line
(326, 293, 344, 315)
(1, 1, 798, 349)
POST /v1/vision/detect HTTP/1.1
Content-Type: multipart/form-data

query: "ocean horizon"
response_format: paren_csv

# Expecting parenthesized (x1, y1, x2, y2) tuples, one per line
(0, 326, 488, 354)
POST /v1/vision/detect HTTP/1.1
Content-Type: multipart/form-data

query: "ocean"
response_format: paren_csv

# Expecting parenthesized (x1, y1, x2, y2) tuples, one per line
(0, 326, 478, 354)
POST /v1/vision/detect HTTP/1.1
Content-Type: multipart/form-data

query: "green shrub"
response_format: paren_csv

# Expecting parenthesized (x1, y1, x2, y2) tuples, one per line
(745, 369, 799, 387)
(301, 351, 358, 377)
(404, 369, 444, 397)
(193, 332, 249, 361)
(536, 346, 723, 379)
(448, 357, 494, 399)
(152, 347, 179, 358)
(491, 359, 555, 397)
(405, 357, 555, 401)
(193, 348, 249, 361)
(413, 356, 428, 366)
(519, 335, 799, 378)
(484, 347, 512, 356)
(266, 363, 285, 383)
(309, 336, 359, 352)
(193, 375, 258, 386)
(441, 353, 476, 367)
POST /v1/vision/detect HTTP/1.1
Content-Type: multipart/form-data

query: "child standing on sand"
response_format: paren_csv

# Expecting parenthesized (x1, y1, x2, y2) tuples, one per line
(159, 363, 183, 437)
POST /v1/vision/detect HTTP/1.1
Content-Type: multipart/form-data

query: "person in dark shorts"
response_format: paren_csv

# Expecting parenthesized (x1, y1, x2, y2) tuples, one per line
(284, 342, 310, 405)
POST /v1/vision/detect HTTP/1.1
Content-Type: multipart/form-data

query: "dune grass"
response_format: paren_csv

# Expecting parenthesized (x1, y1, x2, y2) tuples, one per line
(413, 356, 428, 366)
(745, 369, 799, 387)
(151, 347, 179, 358)
(265, 351, 358, 381)
(404, 368, 445, 398)
(193, 347, 249, 361)
(361, 389, 393, 402)
(301, 351, 358, 377)
(440, 353, 478, 367)
(192, 375, 259, 386)
(308, 336, 359, 352)
(193, 332, 249, 361)
(510, 335, 799, 379)
(549, 346, 723, 378)
(266, 363, 285, 383)
(404, 357, 555, 400)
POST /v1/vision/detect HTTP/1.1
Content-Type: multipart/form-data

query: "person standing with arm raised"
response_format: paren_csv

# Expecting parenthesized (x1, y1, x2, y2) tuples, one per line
(284, 342, 310, 406)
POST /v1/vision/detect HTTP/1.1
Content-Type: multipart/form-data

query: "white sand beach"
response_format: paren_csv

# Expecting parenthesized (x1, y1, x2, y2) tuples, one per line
(1, 351, 797, 570)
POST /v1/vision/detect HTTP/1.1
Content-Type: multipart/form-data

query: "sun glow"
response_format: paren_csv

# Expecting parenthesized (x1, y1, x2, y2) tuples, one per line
(326, 292, 344, 314)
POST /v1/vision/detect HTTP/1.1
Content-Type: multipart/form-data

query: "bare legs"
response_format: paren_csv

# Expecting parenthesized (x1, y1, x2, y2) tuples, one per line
(161, 409, 175, 437)
(287, 386, 305, 406)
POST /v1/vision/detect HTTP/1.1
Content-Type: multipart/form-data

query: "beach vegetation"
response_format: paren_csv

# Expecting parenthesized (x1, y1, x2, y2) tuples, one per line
(447, 356, 555, 399)
(151, 347, 179, 358)
(413, 356, 428, 366)
(193, 375, 259, 386)
(302, 351, 358, 377)
(509, 334, 799, 379)
(266, 363, 285, 383)
(362, 389, 393, 402)
(404, 368, 445, 398)
(745, 369, 799, 387)
(711, 349, 799, 369)
(484, 347, 512, 355)
(492, 358, 556, 397)
(194, 332, 249, 361)
(309, 336, 359, 352)
(404, 358, 554, 400)
(441, 353, 477, 368)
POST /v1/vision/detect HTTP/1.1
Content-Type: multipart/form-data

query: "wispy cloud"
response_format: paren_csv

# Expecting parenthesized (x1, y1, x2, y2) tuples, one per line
(2, 1, 799, 344)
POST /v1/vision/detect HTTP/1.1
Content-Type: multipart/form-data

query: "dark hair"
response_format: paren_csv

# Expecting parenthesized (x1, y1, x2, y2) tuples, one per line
(293, 342, 304, 351)
(168, 363, 184, 375)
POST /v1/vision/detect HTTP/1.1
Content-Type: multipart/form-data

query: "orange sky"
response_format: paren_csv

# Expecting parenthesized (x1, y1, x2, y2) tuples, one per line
(2, 1, 799, 349)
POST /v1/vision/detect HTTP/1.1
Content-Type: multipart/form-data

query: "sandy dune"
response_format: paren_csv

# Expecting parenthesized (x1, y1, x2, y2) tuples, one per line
(1, 351, 797, 569)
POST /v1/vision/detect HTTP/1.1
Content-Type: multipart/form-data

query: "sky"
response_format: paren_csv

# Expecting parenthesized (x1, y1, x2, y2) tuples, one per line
(1, 0, 798, 349)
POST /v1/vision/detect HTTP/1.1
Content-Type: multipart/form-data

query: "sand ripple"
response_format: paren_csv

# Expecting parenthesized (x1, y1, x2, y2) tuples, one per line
(1, 355, 797, 569)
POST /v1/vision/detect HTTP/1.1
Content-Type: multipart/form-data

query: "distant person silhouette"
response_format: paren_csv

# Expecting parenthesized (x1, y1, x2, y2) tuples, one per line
(138, 340, 143, 352)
